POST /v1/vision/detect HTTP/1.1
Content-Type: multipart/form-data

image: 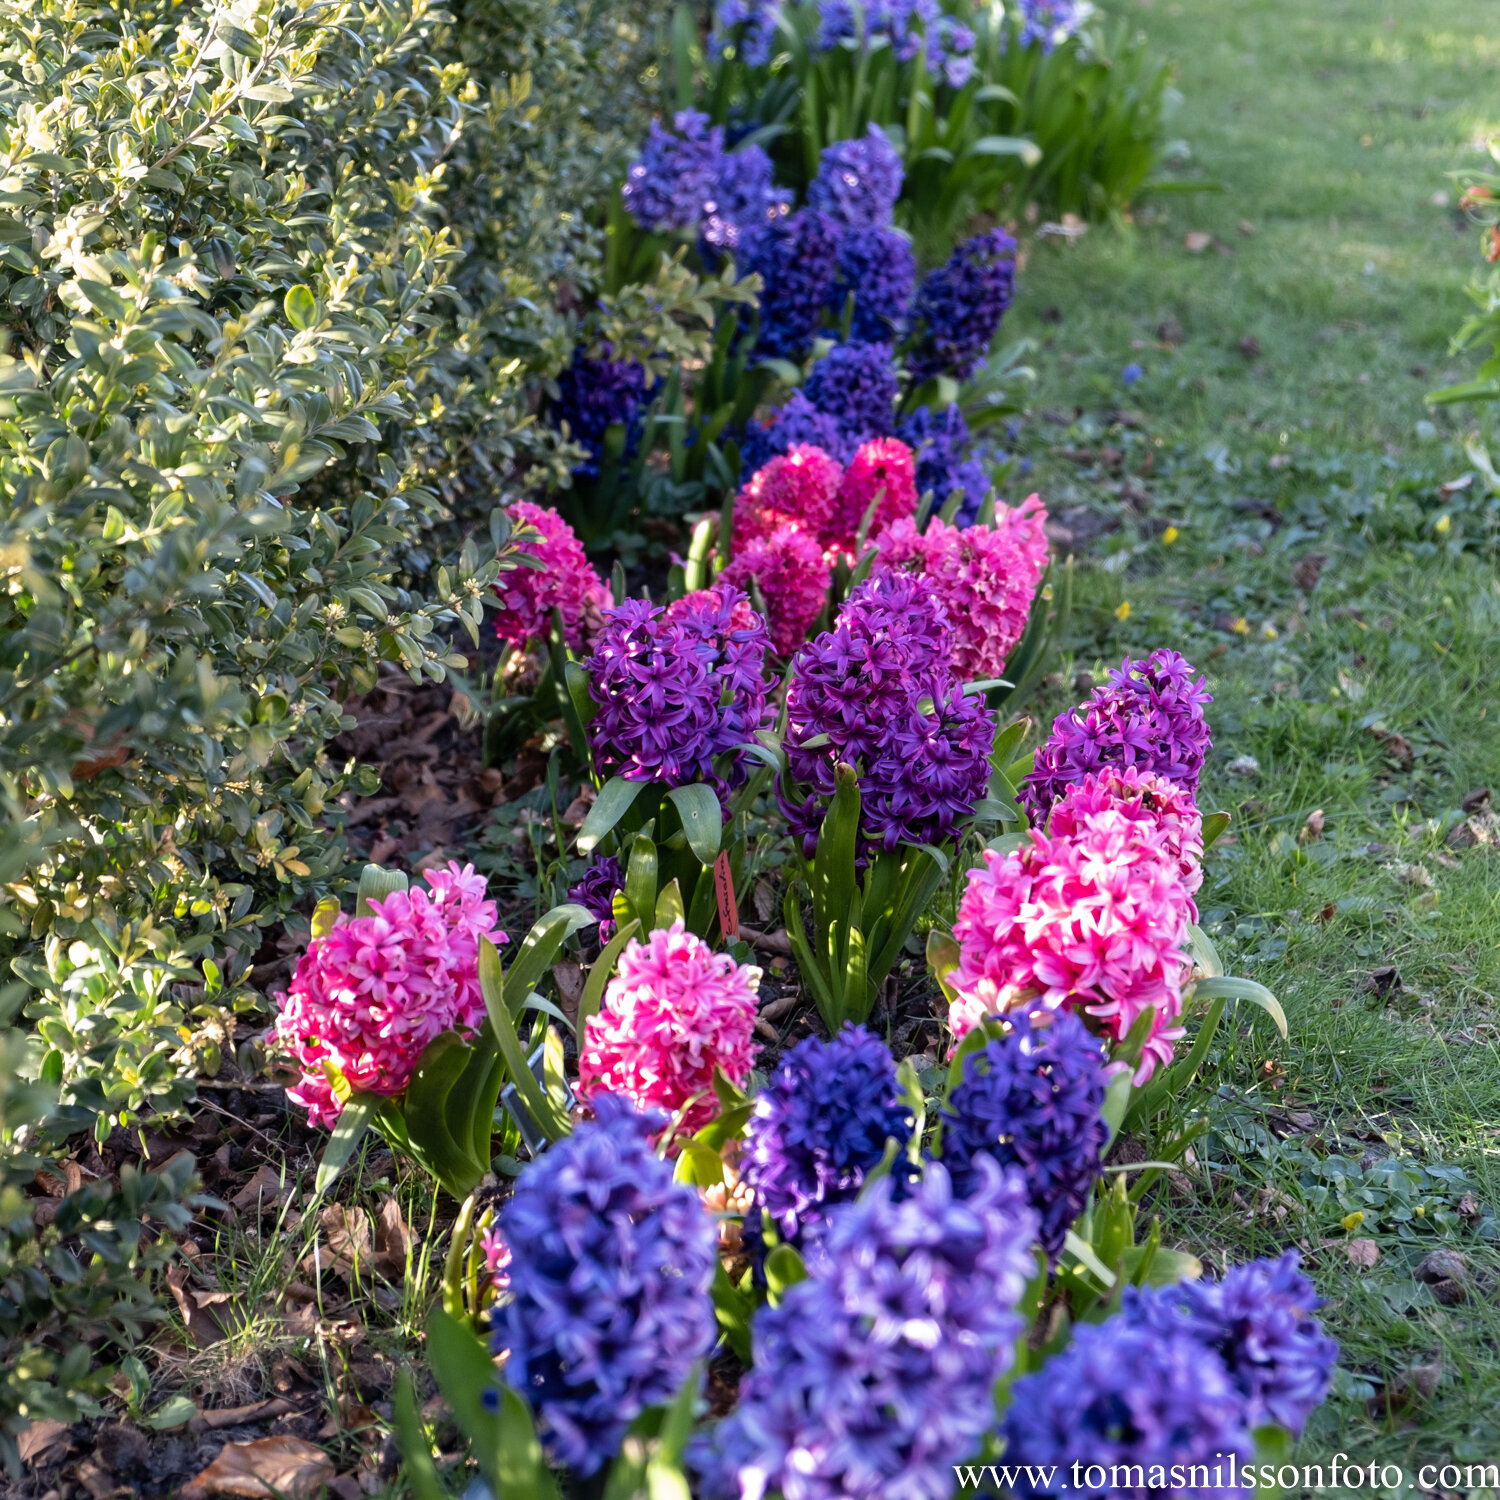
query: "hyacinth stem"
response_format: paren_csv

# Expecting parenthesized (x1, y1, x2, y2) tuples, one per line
(442, 1193, 478, 1322)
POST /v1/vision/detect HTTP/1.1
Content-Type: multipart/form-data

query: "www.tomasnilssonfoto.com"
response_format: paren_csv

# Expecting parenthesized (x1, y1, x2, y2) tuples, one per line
(954, 1456, 1500, 1494)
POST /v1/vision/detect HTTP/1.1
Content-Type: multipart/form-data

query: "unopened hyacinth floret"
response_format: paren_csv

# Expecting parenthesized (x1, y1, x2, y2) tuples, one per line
(1125, 1251, 1338, 1436)
(1025, 649, 1213, 824)
(622, 110, 723, 231)
(698, 1158, 1037, 1500)
(947, 803, 1195, 1079)
(940, 1010, 1107, 1259)
(492, 1095, 718, 1476)
(492, 500, 612, 651)
(577, 922, 760, 1135)
(873, 494, 1049, 680)
(585, 585, 771, 806)
(276, 863, 506, 1129)
(739, 1025, 913, 1244)
(908, 228, 1018, 383)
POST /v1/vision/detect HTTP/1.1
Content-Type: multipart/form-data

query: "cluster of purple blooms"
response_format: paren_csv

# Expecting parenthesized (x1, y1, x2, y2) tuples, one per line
(552, 349, 652, 479)
(711, 0, 782, 66)
(490, 1095, 718, 1475)
(739, 1024, 913, 1246)
(940, 1011, 1108, 1260)
(1010, 0, 1091, 52)
(698, 1158, 1038, 1500)
(1003, 1253, 1338, 1492)
(897, 402, 993, 523)
(584, 585, 772, 808)
(568, 853, 624, 941)
(780, 572, 995, 857)
(906, 227, 1018, 383)
(818, 0, 978, 87)
(1024, 648, 1215, 824)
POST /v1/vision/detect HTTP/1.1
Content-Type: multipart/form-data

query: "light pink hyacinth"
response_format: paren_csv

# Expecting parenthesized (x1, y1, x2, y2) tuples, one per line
(873, 495, 1049, 680)
(947, 810, 1194, 1080)
(492, 500, 612, 650)
(733, 443, 844, 550)
(275, 863, 507, 1128)
(1048, 765, 1205, 908)
(577, 922, 760, 1135)
(479, 1223, 512, 1292)
(720, 524, 832, 655)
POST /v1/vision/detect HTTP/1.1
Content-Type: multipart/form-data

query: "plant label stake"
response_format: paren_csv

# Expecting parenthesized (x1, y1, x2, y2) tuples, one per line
(714, 850, 739, 939)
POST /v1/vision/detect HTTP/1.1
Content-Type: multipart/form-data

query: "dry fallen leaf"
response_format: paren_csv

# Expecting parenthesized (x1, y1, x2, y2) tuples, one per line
(192, 1398, 297, 1432)
(18, 1418, 72, 1465)
(180, 1437, 335, 1500)
(1183, 231, 1212, 253)
(1345, 1237, 1380, 1269)
(229, 1165, 295, 1216)
(166, 1264, 247, 1347)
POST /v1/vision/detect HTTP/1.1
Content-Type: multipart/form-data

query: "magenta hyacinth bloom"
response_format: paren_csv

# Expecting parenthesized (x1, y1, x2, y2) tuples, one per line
(492, 500, 613, 651)
(720, 524, 832, 656)
(947, 802, 1196, 1080)
(1025, 649, 1213, 824)
(275, 863, 506, 1128)
(585, 585, 773, 807)
(577, 922, 760, 1135)
(872, 494, 1050, 680)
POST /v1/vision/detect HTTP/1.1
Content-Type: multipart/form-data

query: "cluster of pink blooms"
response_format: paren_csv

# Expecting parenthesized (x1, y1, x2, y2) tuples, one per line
(275, 863, 507, 1128)
(727, 438, 918, 654)
(948, 793, 1197, 1081)
(577, 922, 760, 1134)
(492, 500, 613, 651)
(1047, 765, 1205, 910)
(873, 495, 1050, 681)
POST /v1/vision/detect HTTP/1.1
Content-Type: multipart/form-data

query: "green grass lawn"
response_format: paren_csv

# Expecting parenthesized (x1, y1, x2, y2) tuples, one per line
(1005, 0, 1500, 1479)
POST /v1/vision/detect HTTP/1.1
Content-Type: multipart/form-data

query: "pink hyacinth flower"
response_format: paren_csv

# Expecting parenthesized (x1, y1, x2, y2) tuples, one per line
(947, 807, 1194, 1081)
(493, 500, 613, 651)
(274, 863, 507, 1129)
(733, 444, 845, 550)
(720, 524, 832, 656)
(578, 921, 760, 1136)
(873, 495, 1049, 680)
(826, 437, 917, 556)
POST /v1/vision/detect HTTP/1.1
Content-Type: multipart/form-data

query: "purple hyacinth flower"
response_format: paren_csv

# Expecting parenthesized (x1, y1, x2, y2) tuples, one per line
(749, 208, 842, 360)
(740, 1024, 913, 1245)
(1123, 361, 1144, 386)
(568, 854, 624, 940)
(1001, 1315, 1255, 1495)
(801, 340, 898, 444)
(552, 351, 651, 479)
(780, 572, 995, 858)
(702, 144, 792, 265)
(622, 111, 724, 233)
(830, 225, 917, 342)
(907, 228, 1018, 384)
(807, 125, 904, 231)
(711, 0, 782, 66)
(695, 1157, 1038, 1500)
(739, 389, 853, 474)
(1124, 1251, 1339, 1436)
(491, 1094, 717, 1476)
(898, 403, 992, 523)
(1024, 648, 1213, 824)
(940, 1010, 1108, 1259)
(585, 586, 773, 810)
